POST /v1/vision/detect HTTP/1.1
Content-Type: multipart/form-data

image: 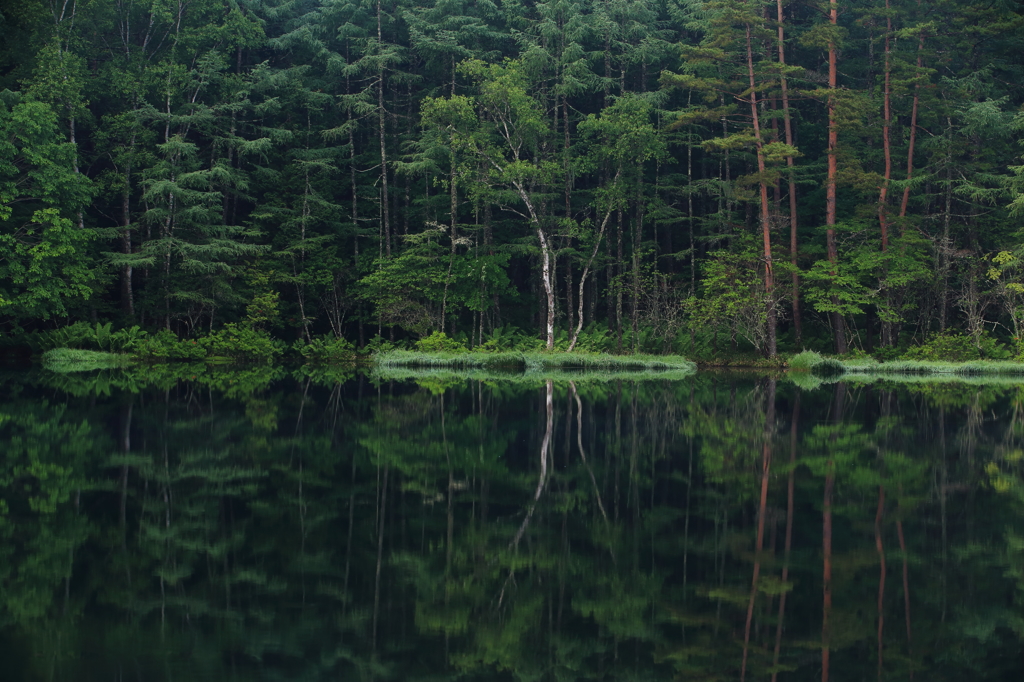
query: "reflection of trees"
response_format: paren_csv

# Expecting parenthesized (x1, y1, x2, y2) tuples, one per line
(0, 372, 1023, 679)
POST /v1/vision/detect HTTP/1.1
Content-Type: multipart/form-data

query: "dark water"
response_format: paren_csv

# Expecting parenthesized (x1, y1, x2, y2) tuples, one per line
(0, 366, 1022, 681)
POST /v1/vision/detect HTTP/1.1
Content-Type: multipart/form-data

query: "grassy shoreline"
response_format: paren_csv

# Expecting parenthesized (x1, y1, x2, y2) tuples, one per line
(790, 350, 1024, 378)
(41, 348, 134, 372)
(374, 350, 696, 372)
(40, 345, 1024, 386)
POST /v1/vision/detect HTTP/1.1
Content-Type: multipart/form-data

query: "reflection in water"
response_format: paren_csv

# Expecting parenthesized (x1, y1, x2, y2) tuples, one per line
(0, 369, 1023, 680)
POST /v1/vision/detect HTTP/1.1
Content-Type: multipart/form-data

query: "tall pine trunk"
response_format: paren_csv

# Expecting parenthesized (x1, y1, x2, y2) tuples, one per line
(746, 23, 777, 357)
(900, 12, 927, 219)
(776, 0, 801, 344)
(879, 0, 895, 346)
(376, 0, 391, 258)
(826, 0, 847, 354)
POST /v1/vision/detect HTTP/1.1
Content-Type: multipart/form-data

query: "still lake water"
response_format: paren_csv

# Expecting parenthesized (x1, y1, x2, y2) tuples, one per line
(0, 365, 1022, 681)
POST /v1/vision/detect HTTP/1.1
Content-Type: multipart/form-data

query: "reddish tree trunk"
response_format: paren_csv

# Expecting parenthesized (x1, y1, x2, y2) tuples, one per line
(878, 1, 892, 250)
(746, 24, 777, 357)
(826, 0, 847, 354)
(776, 0, 802, 344)
(742, 379, 776, 680)
(900, 19, 927, 219)
(771, 393, 799, 682)
(897, 503, 913, 678)
(876, 486, 887, 680)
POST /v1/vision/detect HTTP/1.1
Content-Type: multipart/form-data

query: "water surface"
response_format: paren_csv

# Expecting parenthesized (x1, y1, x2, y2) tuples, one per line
(0, 367, 1021, 680)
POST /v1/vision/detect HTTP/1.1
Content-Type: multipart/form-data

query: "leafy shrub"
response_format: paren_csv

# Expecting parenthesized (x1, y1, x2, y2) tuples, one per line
(480, 325, 543, 351)
(901, 332, 1009, 362)
(296, 335, 357, 363)
(788, 350, 824, 371)
(131, 329, 207, 360)
(27, 321, 113, 352)
(839, 348, 879, 367)
(108, 326, 149, 352)
(415, 331, 468, 353)
(363, 335, 405, 354)
(811, 357, 846, 376)
(566, 323, 615, 353)
(200, 323, 283, 362)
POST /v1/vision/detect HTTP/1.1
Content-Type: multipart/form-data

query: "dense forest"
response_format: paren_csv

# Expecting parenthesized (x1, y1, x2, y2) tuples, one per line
(3, 0, 1024, 357)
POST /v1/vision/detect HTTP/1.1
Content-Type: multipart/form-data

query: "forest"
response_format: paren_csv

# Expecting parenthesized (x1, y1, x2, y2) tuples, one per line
(3, 0, 1024, 359)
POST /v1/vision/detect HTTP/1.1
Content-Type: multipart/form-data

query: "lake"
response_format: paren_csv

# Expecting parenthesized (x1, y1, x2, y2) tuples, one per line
(0, 365, 1021, 680)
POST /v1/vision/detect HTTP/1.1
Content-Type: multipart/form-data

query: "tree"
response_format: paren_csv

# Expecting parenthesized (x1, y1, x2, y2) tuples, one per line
(0, 94, 93, 325)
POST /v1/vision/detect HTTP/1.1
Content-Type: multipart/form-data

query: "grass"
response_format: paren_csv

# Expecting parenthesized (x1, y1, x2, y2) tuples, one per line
(41, 348, 133, 372)
(373, 350, 696, 383)
(373, 365, 698, 384)
(787, 350, 1024, 383)
(374, 350, 696, 373)
(811, 372, 1024, 388)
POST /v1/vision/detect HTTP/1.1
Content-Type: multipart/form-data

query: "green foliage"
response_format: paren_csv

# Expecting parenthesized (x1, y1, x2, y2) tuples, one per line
(414, 331, 468, 353)
(40, 348, 131, 372)
(788, 350, 825, 372)
(0, 97, 95, 322)
(685, 244, 777, 357)
(902, 332, 1011, 362)
(811, 356, 847, 377)
(4, 0, 1024, 364)
(200, 323, 284, 363)
(479, 325, 530, 351)
(375, 350, 695, 376)
(559, 323, 615, 353)
(245, 268, 281, 330)
(295, 335, 358, 364)
(131, 329, 207, 361)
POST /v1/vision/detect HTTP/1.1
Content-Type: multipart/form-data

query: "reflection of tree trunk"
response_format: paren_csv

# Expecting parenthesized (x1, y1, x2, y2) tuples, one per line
(771, 392, 799, 681)
(683, 386, 695, 620)
(121, 401, 133, 587)
(823, 383, 845, 682)
(510, 380, 554, 548)
(897, 497, 913, 678)
(570, 382, 609, 523)
(372, 464, 389, 654)
(876, 486, 887, 680)
(939, 408, 948, 622)
(442, 392, 454, 573)
(344, 440, 356, 618)
(742, 379, 775, 680)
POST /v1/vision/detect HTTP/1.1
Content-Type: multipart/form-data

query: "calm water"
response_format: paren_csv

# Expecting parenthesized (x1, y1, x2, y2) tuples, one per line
(0, 366, 1021, 681)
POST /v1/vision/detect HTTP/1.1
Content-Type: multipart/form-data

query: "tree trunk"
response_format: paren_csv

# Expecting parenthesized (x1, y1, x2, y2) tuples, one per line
(569, 170, 620, 351)
(746, 23, 777, 357)
(771, 392, 799, 682)
(878, 1, 892, 251)
(879, 1, 895, 347)
(900, 21, 927, 219)
(775, 0, 802, 344)
(376, 0, 391, 258)
(826, 0, 847, 354)
(741, 378, 775, 680)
